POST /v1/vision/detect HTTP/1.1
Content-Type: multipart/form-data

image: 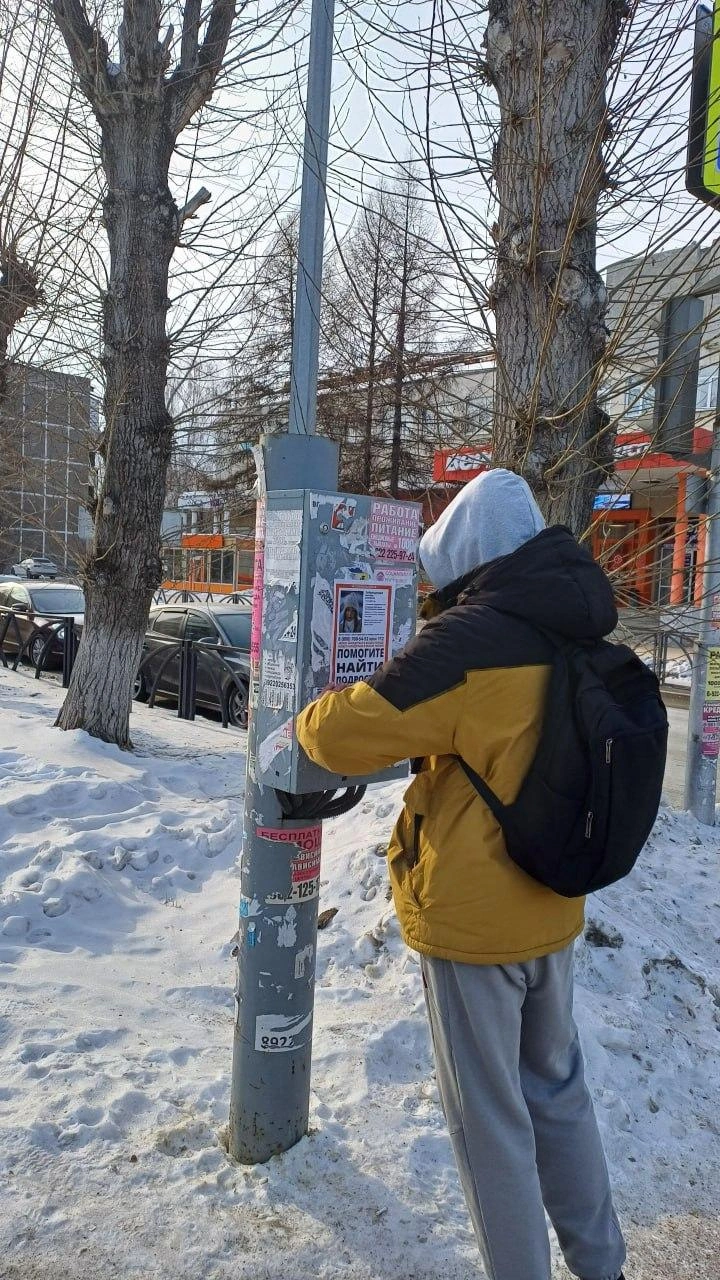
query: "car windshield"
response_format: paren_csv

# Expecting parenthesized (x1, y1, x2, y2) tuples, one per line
(216, 612, 251, 648)
(29, 588, 85, 614)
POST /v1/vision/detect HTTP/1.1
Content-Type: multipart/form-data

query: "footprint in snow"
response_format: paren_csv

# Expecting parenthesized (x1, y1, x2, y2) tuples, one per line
(42, 895, 70, 918)
(375, 803, 395, 820)
(19, 1042, 58, 1063)
(75, 1029, 125, 1052)
(130, 849, 159, 871)
(1, 915, 30, 938)
(30, 846, 61, 868)
(16, 868, 43, 889)
(7, 797, 39, 816)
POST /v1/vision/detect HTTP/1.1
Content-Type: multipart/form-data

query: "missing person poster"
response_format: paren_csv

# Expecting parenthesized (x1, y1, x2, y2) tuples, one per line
(330, 581, 393, 686)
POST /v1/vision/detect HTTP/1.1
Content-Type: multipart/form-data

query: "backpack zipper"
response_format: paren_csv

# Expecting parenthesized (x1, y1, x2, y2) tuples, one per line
(587, 743, 613, 839)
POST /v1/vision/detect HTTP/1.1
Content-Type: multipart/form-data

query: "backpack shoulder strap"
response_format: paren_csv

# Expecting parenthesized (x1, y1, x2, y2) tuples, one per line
(454, 612, 591, 820)
(456, 755, 507, 822)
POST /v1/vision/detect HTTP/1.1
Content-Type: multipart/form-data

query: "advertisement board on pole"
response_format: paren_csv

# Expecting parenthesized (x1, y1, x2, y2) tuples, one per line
(252, 488, 420, 794)
(686, 3, 720, 209)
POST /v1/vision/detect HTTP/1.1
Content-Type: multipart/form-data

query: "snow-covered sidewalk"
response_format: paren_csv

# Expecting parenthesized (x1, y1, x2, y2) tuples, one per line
(1, 665, 719, 1280)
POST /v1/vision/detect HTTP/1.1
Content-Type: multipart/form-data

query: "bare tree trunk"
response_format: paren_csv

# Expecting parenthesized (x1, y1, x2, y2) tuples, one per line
(390, 213, 409, 497)
(487, 0, 625, 535)
(52, 0, 234, 747)
(56, 118, 176, 744)
(363, 247, 381, 491)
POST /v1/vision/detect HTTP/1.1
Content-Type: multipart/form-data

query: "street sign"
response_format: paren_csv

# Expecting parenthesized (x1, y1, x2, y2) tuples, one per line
(687, 4, 720, 208)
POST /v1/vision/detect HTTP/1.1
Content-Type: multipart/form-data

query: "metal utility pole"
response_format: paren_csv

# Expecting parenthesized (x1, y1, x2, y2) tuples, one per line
(228, 0, 338, 1162)
(685, 392, 720, 823)
(288, 0, 335, 438)
(682, 5, 720, 822)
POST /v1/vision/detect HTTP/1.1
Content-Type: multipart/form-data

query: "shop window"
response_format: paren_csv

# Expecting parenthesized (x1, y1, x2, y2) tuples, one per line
(165, 548, 183, 579)
(696, 366, 717, 411)
(236, 550, 253, 583)
(624, 380, 654, 418)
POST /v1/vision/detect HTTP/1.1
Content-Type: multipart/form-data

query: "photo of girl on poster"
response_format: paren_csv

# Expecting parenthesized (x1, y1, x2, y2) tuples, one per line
(338, 590, 363, 633)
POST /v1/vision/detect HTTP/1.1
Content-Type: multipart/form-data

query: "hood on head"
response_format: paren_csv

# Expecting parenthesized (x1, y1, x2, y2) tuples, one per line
(419, 468, 545, 591)
(340, 592, 361, 612)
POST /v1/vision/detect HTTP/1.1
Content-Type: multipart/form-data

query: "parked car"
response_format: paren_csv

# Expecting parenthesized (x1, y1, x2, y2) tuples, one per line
(13, 556, 59, 580)
(0, 581, 85, 667)
(135, 603, 251, 728)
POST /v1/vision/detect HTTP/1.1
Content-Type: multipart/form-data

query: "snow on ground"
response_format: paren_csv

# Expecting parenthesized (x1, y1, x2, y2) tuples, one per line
(0, 664, 719, 1280)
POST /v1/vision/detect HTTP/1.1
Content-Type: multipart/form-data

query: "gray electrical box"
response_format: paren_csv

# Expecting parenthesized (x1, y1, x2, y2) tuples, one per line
(253, 489, 421, 793)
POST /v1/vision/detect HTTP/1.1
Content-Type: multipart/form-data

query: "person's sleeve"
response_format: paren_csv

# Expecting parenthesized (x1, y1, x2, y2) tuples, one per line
(295, 615, 467, 776)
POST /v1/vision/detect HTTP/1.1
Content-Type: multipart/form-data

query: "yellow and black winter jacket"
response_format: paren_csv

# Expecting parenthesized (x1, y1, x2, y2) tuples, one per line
(296, 526, 618, 965)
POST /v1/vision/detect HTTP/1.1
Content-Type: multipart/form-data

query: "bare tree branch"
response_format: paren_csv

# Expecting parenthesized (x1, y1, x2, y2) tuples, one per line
(179, 186, 212, 230)
(117, 0, 173, 93)
(51, 0, 112, 113)
(180, 0, 202, 73)
(0, 242, 40, 360)
(168, 0, 236, 135)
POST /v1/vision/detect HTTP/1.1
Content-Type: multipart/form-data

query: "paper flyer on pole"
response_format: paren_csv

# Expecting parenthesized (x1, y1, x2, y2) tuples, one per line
(702, 647, 720, 756)
(330, 581, 393, 686)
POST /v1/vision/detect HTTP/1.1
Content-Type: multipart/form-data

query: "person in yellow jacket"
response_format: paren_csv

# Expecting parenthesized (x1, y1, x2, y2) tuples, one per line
(296, 469, 627, 1280)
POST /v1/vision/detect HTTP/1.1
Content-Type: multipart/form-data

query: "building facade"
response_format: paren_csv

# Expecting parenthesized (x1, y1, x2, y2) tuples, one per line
(162, 264, 720, 611)
(0, 363, 95, 571)
(602, 239, 720, 608)
(429, 241, 720, 609)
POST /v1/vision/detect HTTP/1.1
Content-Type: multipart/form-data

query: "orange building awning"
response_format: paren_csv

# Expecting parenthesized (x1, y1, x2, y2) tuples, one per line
(181, 533, 224, 550)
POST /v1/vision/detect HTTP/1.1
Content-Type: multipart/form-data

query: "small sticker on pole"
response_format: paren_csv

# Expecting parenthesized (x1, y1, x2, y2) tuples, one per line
(257, 826, 322, 903)
(705, 647, 720, 700)
(255, 1009, 313, 1053)
(257, 717, 294, 774)
(702, 648, 720, 757)
(330, 497, 357, 530)
(702, 703, 720, 757)
(256, 824, 322, 853)
(264, 507, 302, 590)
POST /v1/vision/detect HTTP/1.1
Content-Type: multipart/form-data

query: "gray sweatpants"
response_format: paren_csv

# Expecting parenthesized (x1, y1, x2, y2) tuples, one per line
(421, 945, 626, 1280)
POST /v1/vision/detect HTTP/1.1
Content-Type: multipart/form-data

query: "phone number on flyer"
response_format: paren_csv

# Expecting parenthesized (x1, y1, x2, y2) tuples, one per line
(376, 548, 415, 563)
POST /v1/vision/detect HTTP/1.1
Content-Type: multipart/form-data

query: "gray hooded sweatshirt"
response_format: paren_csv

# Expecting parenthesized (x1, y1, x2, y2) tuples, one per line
(419, 468, 546, 590)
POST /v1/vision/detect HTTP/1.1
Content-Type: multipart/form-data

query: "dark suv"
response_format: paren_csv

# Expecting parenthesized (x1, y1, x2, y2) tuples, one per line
(135, 603, 251, 728)
(0, 581, 85, 667)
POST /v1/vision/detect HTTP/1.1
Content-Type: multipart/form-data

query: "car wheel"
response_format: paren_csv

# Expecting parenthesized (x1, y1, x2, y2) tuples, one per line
(30, 633, 49, 667)
(227, 680, 249, 729)
(133, 669, 149, 702)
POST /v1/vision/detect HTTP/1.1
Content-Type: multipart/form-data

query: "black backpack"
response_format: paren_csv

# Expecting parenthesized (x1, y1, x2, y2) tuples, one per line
(459, 635, 668, 897)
